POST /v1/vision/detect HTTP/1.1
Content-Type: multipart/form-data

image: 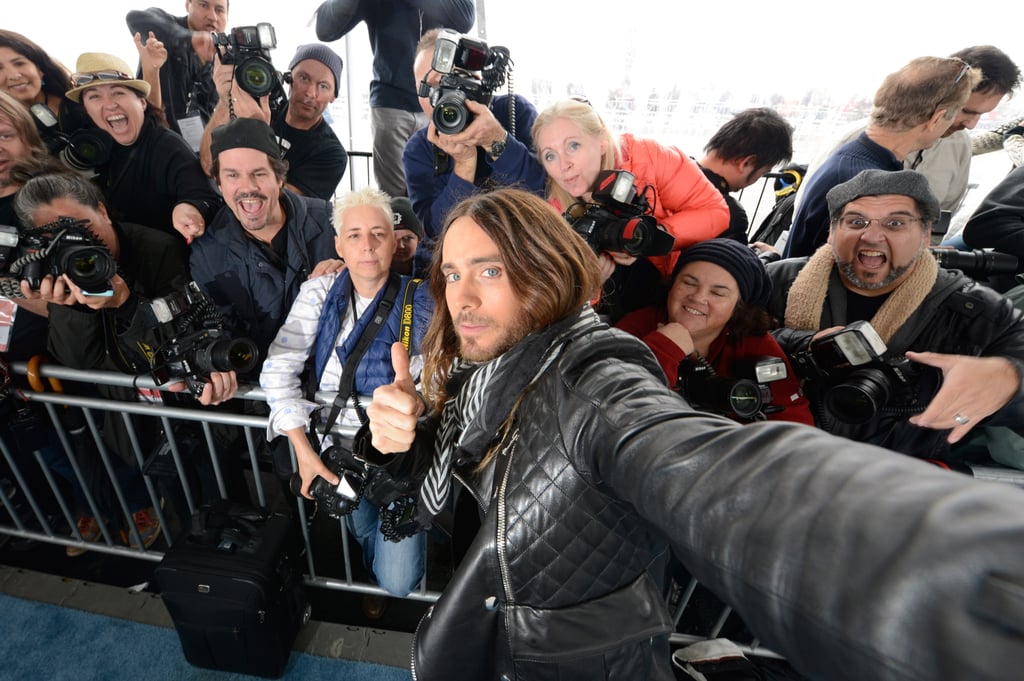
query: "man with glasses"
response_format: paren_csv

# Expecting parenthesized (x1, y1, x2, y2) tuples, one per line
(782, 56, 980, 258)
(766, 169, 1024, 462)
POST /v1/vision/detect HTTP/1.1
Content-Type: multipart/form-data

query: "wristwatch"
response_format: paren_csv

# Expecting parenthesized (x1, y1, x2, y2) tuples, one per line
(488, 131, 508, 160)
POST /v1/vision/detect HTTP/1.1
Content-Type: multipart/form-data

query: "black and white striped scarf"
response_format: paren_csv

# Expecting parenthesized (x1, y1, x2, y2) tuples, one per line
(415, 307, 599, 529)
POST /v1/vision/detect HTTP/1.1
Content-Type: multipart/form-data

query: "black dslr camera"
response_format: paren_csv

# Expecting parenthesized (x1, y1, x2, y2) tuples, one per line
(30, 104, 113, 172)
(142, 281, 259, 396)
(790, 320, 938, 424)
(0, 218, 117, 297)
(676, 354, 787, 422)
(292, 435, 420, 540)
(418, 28, 511, 135)
(213, 22, 286, 112)
(564, 170, 675, 257)
(290, 445, 368, 520)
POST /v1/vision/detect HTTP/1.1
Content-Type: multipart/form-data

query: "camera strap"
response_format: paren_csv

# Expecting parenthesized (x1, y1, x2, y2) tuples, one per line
(309, 274, 422, 450)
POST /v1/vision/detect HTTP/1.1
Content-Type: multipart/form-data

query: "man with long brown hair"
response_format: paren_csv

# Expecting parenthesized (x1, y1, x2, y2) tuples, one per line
(362, 187, 1024, 681)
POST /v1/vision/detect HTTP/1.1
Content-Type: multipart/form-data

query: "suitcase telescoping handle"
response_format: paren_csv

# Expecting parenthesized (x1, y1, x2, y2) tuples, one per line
(191, 501, 270, 549)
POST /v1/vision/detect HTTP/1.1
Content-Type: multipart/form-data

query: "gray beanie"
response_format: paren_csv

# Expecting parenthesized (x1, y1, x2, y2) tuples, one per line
(289, 43, 343, 97)
(826, 169, 940, 222)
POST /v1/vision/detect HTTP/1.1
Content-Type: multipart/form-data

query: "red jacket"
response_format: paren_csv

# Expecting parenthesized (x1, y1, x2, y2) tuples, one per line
(551, 134, 730, 279)
(616, 306, 814, 425)
(618, 134, 729, 277)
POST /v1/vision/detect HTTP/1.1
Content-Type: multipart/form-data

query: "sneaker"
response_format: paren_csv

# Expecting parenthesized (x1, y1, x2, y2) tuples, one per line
(67, 516, 102, 558)
(361, 594, 389, 620)
(122, 507, 162, 550)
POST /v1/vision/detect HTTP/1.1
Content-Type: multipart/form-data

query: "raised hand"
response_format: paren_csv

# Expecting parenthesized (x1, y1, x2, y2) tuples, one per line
(906, 351, 1020, 443)
(366, 342, 424, 454)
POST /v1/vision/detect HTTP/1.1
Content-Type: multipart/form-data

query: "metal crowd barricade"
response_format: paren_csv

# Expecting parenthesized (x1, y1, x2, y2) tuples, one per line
(20, 362, 1024, 659)
(0, 360, 439, 601)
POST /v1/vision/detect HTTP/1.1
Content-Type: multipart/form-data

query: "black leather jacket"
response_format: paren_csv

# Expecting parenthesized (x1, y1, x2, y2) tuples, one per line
(376, 312, 1024, 680)
(766, 257, 1024, 459)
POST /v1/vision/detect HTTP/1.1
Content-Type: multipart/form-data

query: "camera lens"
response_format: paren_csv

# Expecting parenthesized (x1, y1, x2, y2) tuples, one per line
(432, 89, 470, 135)
(236, 56, 276, 98)
(194, 337, 259, 374)
(58, 245, 117, 291)
(825, 368, 891, 424)
(62, 129, 113, 171)
(440, 105, 461, 126)
(726, 380, 764, 420)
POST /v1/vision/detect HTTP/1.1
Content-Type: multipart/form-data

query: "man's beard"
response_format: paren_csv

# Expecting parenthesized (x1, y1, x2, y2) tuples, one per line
(834, 248, 923, 291)
(456, 312, 533, 363)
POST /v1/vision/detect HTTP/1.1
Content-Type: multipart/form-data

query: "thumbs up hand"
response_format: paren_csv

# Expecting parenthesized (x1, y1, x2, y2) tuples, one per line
(366, 342, 426, 454)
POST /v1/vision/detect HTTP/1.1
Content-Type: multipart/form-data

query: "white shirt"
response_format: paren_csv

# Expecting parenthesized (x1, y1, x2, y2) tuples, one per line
(259, 271, 424, 443)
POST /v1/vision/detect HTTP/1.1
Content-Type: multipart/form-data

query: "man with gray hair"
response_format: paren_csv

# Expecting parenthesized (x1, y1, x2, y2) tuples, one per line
(796, 45, 1022, 244)
(767, 168, 1024, 462)
(783, 56, 981, 258)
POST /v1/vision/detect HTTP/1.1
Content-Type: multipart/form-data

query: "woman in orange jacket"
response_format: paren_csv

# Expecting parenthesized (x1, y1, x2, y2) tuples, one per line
(533, 98, 729, 320)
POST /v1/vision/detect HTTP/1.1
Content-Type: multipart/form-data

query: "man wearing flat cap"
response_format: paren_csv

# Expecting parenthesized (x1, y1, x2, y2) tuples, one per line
(197, 43, 348, 202)
(767, 168, 1024, 463)
(189, 116, 339, 370)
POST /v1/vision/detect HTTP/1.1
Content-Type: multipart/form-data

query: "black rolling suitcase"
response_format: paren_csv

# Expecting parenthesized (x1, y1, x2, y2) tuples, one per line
(154, 501, 310, 679)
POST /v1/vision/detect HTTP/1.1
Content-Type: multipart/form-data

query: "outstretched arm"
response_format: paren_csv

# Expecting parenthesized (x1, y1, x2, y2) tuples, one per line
(314, 0, 364, 41)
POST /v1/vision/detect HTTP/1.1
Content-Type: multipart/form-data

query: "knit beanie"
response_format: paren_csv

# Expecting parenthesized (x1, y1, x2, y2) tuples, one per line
(289, 44, 343, 97)
(826, 169, 940, 222)
(672, 238, 772, 309)
(391, 197, 424, 239)
(210, 117, 282, 160)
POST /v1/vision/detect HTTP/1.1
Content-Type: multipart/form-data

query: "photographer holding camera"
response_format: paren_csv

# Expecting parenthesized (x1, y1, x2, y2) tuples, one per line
(404, 28, 546, 244)
(195, 38, 348, 204)
(314, 0, 475, 199)
(260, 186, 432, 604)
(190, 116, 340, 367)
(125, 0, 228, 144)
(12, 172, 238, 405)
(532, 98, 729, 322)
(616, 238, 813, 425)
(10, 172, 240, 551)
(767, 168, 1024, 462)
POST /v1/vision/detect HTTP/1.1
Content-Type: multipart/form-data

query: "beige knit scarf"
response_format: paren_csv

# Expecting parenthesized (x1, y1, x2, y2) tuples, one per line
(784, 244, 939, 344)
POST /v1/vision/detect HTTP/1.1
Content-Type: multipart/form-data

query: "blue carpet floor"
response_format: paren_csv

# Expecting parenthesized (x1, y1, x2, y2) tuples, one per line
(0, 593, 413, 681)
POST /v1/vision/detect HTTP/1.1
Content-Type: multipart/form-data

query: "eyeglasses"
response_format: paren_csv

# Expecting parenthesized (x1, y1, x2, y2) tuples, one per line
(837, 216, 924, 233)
(71, 70, 133, 87)
(939, 58, 971, 104)
(948, 58, 970, 90)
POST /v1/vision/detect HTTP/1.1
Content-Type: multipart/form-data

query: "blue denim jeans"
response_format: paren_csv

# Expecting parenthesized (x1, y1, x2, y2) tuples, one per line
(346, 496, 425, 596)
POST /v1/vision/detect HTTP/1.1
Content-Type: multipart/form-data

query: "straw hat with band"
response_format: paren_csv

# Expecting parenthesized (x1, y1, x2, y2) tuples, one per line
(66, 53, 151, 103)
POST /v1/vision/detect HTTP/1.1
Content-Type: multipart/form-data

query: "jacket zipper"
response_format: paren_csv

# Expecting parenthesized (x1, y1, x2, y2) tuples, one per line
(496, 427, 520, 605)
(410, 604, 433, 681)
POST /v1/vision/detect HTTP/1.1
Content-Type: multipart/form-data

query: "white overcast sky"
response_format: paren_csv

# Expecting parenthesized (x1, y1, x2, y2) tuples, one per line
(9, 0, 1024, 159)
